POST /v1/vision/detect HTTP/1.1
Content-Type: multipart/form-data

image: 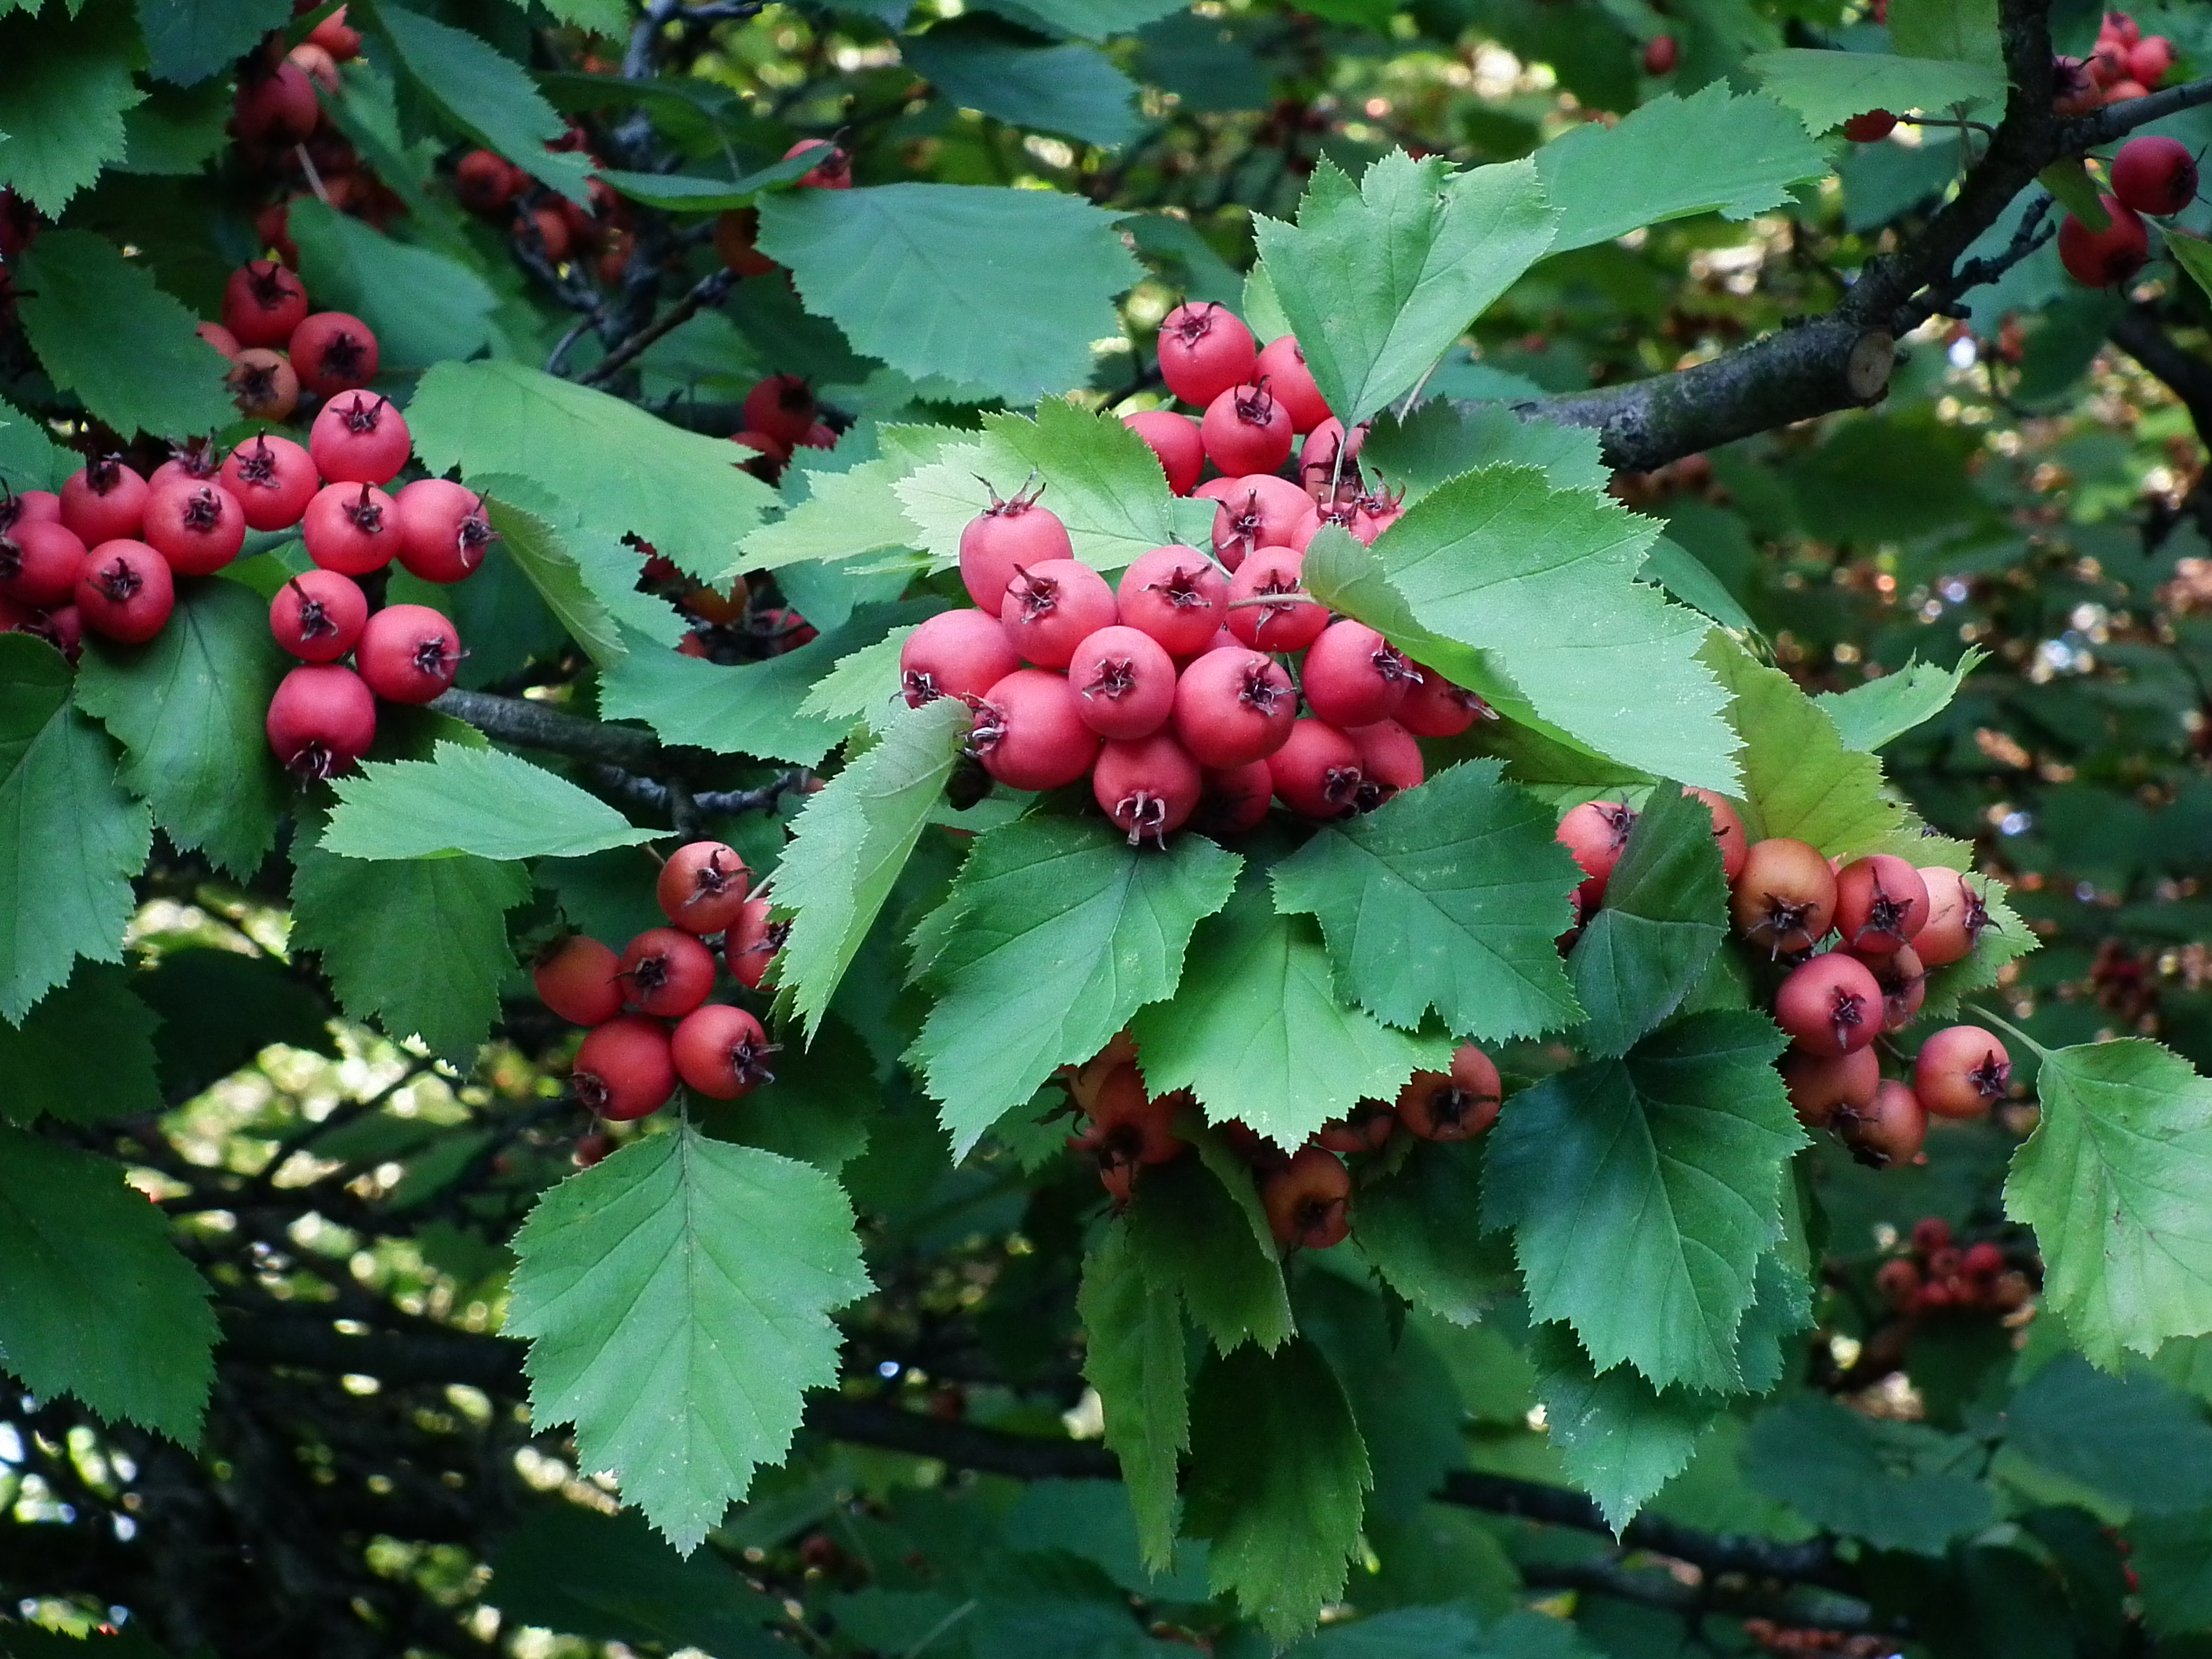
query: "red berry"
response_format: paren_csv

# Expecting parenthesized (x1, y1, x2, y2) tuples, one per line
(221, 434, 319, 531)
(1298, 417, 1367, 497)
(303, 481, 400, 576)
(75, 541, 173, 643)
(1848, 942, 1926, 1032)
(999, 558, 1118, 670)
(657, 840, 751, 935)
(221, 260, 309, 349)
(1267, 718, 1363, 819)
(0, 489, 62, 536)
(959, 481, 1074, 612)
(266, 663, 377, 778)
(1557, 800, 1638, 905)
(1122, 409, 1204, 495)
(1913, 866, 1991, 968)
(1832, 854, 1929, 954)
(2111, 134, 2197, 216)
(1642, 33, 1678, 75)
(534, 934, 624, 1026)
(1116, 545, 1227, 657)
(309, 392, 411, 485)
(973, 668, 1101, 791)
(1302, 620, 1416, 729)
(1396, 1045, 1503, 1140)
(1731, 837, 1837, 956)
(1196, 760, 1273, 837)
(743, 374, 817, 447)
(0, 520, 85, 608)
(1317, 1099, 1395, 1154)
(901, 607, 1022, 707)
(784, 138, 851, 189)
(616, 927, 717, 1019)
(2057, 196, 2151, 287)
(61, 458, 148, 546)
(671, 1003, 779, 1099)
(573, 1014, 678, 1121)
(1912, 1216, 1952, 1256)
(197, 321, 241, 360)
(1201, 381, 1295, 477)
(1777, 1045, 1880, 1129)
(1093, 731, 1202, 846)
(1684, 787, 1749, 882)
(1255, 335, 1330, 434)
(269, 569, 368, 662)
(1347, 719, 1423, 803)
(1069, 623, 1177, 740)
(2128, 35, 2172, 88)
(1394, 665, 1489, 737)
(1775, 952, 1884, 1057)
(1875, 1256, 1923, 1311)
(1259, 1144, 1352, 1250)
(1171, 646, 1297, 768)
(1196, 474, 1318, 571)
(1962, 1241, 2006, 1278)
(1914, 1025, 2011, 1119)
(141, 482, 244, 577)
(454, 149, 520, 215)
(234, 60, 321, 146)
(725, 895, 787, 991)
(289, 311, 380, 398)
(390, 479, 493, 583)
(2053, 55, 2103, 118)
(229, 346, 301, 421)
(356, 603, 461, 703)
(1837, 1078, 1926, 1169)
(1225, 546, 1327, 651)
(1157, 302, 1257, 409)
(1842, 109, 1898, 142)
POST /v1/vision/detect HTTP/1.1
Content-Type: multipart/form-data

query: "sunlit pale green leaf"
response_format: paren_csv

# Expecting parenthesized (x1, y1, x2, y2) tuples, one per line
(1746, 48, 2005, 133)
(322, 742, 652, 862)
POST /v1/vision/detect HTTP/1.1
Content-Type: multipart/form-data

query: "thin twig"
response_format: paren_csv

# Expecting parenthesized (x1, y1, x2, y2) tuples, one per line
(580, 266, 737, 388)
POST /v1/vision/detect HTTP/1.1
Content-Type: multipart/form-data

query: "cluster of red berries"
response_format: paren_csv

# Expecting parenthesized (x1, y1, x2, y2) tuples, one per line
(2057, 11, 2182, 115)
(2057, 134, 2200, 289)
(451, 130, 635, 283)
(1741, 1620, 1897, 1659)
(897, 310, 1488, 843)
(1588, 805, 2008, 1167)
(725, 371, 840, 488)
(532, 842, 789, 1121)
(1874, 1218, 2032, 1319)
(232, 11, 407, 266)
(1061, 1030, 1501, 1251)
(199, 257, 382, 422)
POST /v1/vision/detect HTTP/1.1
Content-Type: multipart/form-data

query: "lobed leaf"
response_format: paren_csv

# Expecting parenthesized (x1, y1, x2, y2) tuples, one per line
(287, 198, 498, 370)
(322, 742, 653, 862)
(0, 962, 161, 1127)
(1814, 650, 1984, 753)
(1124, 1152, 1295, 1357)
(1701, 632, 1902, 855)
(138, 0, 292, 86)
(1352, 1139, 1518, 1326)
(1530, 1323, 1721, 1532)
(903, 21, 1141, 149)
(506, 1122, 871, 1553)
(2006, 1355, 2212, 1515)
(1078, 1225, 1191, 1570)
(0, 12, 144, 214)
(1743, 1394, 1994, 1554)
(1746, 47, 2006, 134)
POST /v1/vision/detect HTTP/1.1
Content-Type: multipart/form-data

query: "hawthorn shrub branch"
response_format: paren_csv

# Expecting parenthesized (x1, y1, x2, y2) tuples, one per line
(431, 686, 663, 768)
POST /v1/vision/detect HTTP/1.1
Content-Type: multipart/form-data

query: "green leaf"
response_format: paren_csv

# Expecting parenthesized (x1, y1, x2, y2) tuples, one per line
(1701, 632, 1902, 855)
(1641, 536, 1757, 636)
(136, 946, 335, 1102)
(0, 962, 161, 1125)
(74, 577, 290, 879)
(1253, 153, 1557, 427)
(1130, 877, 1450, 1150)
(773, 697, 971, 1039)
(290, 840, 531, 1059)
(1184, 1337, 1372, 1642)
(746, 455, 931, 574)
(0, 388, 74, 492)
(597, 605, 928, 765)
(487, 1502, 785, 1656)
(1886, 0, 2003, 70)
(697, 1014, 878, 1175)
(119, 79, 233, 176)
(1078, 1224, 1190, 1570)
(1742, 1394, 1995, 1553)
(0, 1126, 217, 1441)
(368, 3, 593, 204)
(0, 635, 153, 1024)
(1745, 48, 2006, 133)
(0, 12, 144, 214)
(16, 231, 234, 438)
(977, 0, 1187, 38)
(796, 628, 912, 734)
(1483, 1011, 1805, 1393)
(893, 400, 1211, 576)
(593, 151, 819, 212)
(904, 20, 1141, 148)
(138, 0, 293, 85)
(1361, 466, 1740, 792)
(506, 1122, 871, 1552)
(2006, 1355, 2212, 1515)
(1532, 85, 1829, 255)
(2170, 230, 2212, 309)
(476, 488, 660, 668)
(406, 360, 779, 583)
(2131, 1510, 2212, 1636)
(2005, 1039, 2212, 1370)
(1352, 1139, 1518, 1326)
(1814, 651, 1983, 752)
(1125, 1151, 1295, 1356)
(1270, 760, 1584, 1039)
(1566, 783, 1731, 1058)
(911, 815, 1240, 1158)
(287, 198, 497, 370)
(321, 742, 652, 861)
(1361, 403, 1609, 504)
(1530, 1323, 1720, 1532)
(755, 184, 1142, 406)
